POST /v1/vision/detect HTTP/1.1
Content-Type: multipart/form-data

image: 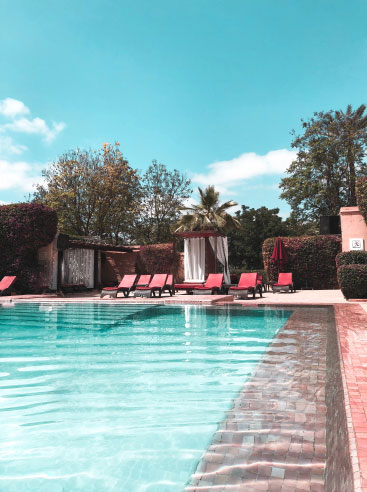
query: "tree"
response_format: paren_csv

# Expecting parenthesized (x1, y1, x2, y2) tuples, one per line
(34, 143, 141, 243)
(175, 185, 240, 233)
(228, 206, 288, 270)
(280, 104, 367, 224)
(133, 160, 192, 244)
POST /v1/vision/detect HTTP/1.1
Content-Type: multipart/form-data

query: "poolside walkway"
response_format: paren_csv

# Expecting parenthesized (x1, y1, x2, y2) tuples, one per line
(0, 288, 349, 305)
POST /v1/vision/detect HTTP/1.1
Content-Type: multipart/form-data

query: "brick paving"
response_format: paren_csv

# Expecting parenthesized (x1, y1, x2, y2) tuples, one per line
(334, 304, 367, 492)
(185, 307, 330, 492)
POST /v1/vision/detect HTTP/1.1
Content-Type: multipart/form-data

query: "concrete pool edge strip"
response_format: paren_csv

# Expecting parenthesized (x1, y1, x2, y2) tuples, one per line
(338, 324, 361, 492)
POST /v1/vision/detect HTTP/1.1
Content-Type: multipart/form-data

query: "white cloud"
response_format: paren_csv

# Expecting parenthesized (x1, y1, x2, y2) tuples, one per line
(0, 97, 66, 143)
(0, 160, 44, 192)
(0, 98, 30, 118)
(4, 117, 66, 143)
(192, 149, 297, 194)
(0, 136, 27, 155)
(0, 97, 63, 198)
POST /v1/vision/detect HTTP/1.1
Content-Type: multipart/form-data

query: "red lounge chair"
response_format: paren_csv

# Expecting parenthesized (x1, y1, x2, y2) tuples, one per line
(174, 280, 205, 294)
(192, 274, 224, 295)
(272, 273, 295, 293)
(0, 276, 16, 296)
(100, 274, 137, 298)
(163, 275, 175, 296)
(136, 274, 151, 287)
(229, 273, 262, 299)
(135, 274, 168, 298)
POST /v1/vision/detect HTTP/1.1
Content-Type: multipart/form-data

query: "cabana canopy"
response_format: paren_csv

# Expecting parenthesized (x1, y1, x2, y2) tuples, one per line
(174, 230, 230, 284)
(174, 231, 225, 238)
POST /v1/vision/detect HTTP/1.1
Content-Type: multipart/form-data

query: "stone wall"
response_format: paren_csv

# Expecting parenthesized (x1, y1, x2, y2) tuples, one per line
(340, 206, 367, 252)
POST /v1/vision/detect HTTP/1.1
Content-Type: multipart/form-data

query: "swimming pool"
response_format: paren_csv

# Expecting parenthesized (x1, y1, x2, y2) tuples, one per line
(0, 302, 291, 491)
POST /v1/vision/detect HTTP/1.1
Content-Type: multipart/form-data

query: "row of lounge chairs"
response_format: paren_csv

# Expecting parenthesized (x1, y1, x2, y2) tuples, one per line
(100, 274, 175, 298)
(100, 272, 294, 299)
(0, 272, 294, 299)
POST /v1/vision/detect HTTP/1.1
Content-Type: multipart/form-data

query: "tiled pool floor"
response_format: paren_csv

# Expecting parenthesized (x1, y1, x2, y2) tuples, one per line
(185, 307, 329, 492)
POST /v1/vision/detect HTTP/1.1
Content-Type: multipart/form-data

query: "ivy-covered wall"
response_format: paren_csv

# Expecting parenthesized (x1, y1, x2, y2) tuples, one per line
(0, 203, 58, 293)
(262, 235, 342, 289)
(137, 243, 180, 278)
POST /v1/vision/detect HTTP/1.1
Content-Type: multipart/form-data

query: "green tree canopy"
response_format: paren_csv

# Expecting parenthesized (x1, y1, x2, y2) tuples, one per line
(134, 160, 192, 244)
(34, 143, 141, 243)
(228, 205, 288, 270)
(280, 104, 367, 224)
(175, 185, 240, 234)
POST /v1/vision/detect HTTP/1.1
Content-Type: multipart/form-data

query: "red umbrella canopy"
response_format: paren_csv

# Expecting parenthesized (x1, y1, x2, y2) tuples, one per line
(271, 237, 288, 268)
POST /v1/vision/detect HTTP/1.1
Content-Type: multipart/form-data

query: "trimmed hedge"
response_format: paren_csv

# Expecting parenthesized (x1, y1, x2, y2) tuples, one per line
(336, 251, 367, 268)
(0, 203, 58, 293)
(138, 243, 180, 277)
(262, 235, 342, 289)
(337, 264, 367, 299)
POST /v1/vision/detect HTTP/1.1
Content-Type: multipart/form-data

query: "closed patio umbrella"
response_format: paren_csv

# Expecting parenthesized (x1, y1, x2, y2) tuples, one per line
(271, 237, 288, 275)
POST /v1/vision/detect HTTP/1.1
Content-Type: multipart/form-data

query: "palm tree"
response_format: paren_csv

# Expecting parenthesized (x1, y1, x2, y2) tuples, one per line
(333, 104, 367, 205)
(175, 185, 240, 233)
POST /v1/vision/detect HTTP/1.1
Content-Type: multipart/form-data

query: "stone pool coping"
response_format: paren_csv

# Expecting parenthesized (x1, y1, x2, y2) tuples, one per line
(2, 293, 367, 490)
(334, 304, 367, 492)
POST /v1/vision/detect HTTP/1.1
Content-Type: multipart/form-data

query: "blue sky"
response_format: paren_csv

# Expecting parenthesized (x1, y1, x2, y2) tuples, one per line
(1, 0, 367, 216)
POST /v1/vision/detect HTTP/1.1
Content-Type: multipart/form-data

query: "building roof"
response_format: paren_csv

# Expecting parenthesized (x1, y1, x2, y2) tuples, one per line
(57, 234, 134, 252)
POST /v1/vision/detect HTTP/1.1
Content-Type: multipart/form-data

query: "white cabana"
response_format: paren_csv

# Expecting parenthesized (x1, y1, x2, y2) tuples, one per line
(175, 231, 231, 284)
(209, 235, 231, 284)
(184, 237, 206, 282)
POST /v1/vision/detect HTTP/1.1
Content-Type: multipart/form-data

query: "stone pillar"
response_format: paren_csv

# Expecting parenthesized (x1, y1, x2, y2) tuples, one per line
(340, 206, 367, 252)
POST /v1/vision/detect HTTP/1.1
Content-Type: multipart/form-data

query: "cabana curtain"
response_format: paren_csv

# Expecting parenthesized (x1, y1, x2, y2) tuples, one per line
(184, 238, 205, 282)
(209, 236, 231, 284)
(61, 248, 94, 288)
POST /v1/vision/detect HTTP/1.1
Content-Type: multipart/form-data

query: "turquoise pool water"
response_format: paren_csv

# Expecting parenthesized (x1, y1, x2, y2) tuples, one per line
(0, 302, 291, 492)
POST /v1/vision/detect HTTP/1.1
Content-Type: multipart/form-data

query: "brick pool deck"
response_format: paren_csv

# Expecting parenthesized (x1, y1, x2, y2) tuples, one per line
(2, 289, 367, 490)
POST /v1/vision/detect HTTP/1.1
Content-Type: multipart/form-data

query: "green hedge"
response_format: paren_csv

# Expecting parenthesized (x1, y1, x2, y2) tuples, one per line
(262, 235, 341, 289)
(336, 251, 367, 268)
(337, 264, 367, 299)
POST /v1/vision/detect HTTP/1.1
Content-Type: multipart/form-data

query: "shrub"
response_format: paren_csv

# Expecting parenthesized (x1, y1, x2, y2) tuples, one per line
(0, 203, 58, 293)
(336, 251, 367, 268)
(337, 264, 367, 299)
(262, 235, 341, 289)
(138, 243, 180, 276)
